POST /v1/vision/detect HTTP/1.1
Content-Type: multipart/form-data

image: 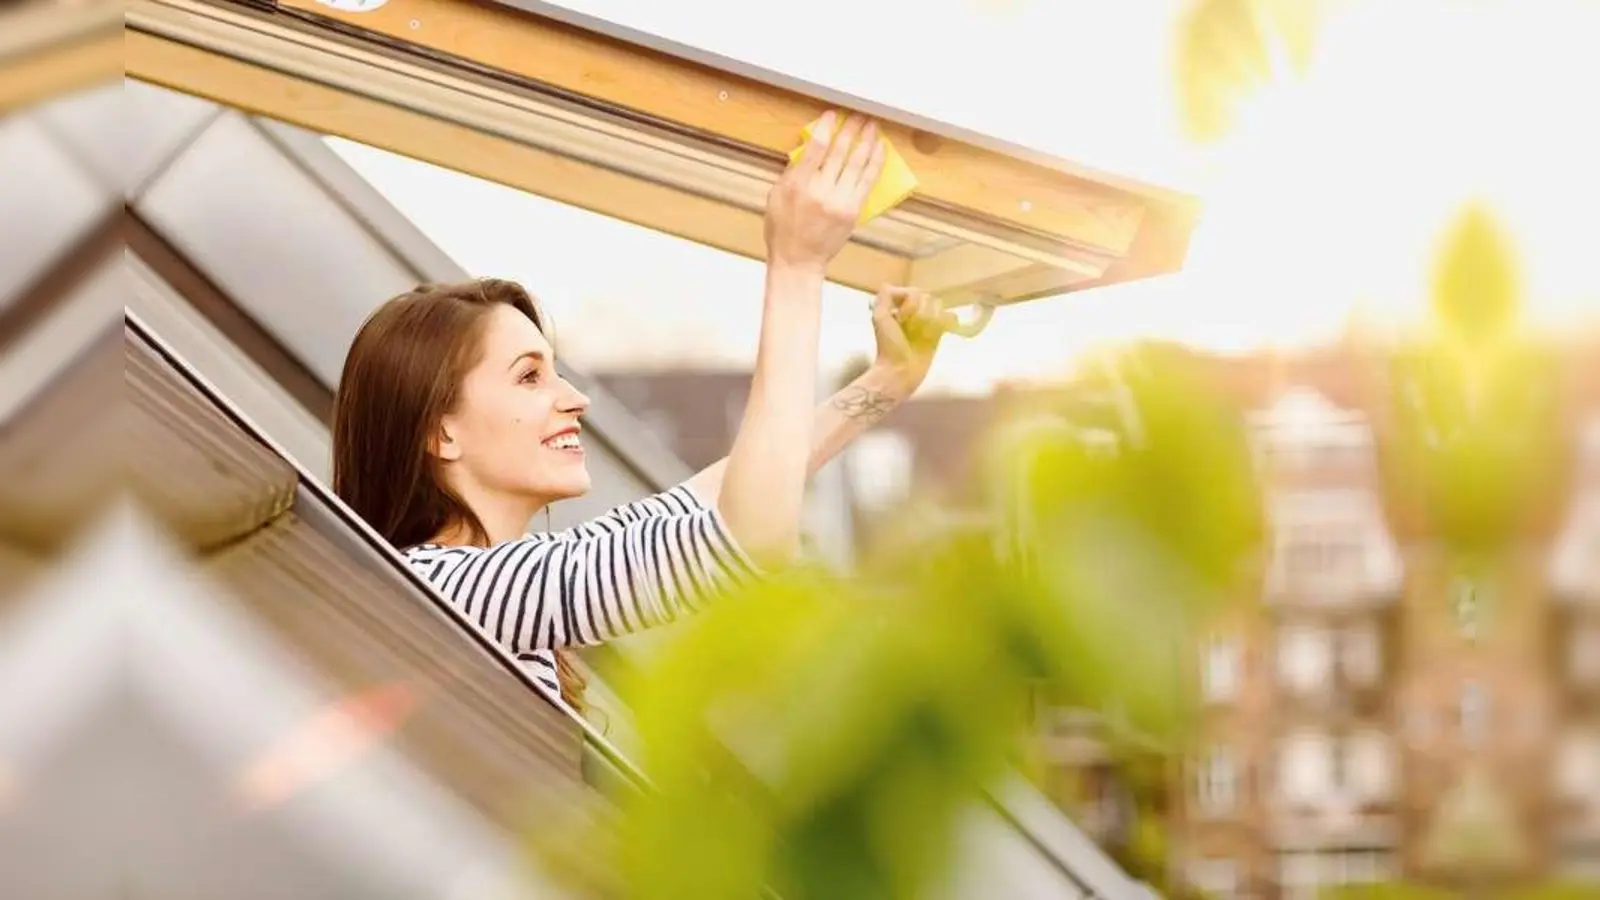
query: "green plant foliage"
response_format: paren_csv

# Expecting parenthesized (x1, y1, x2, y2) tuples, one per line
(1318, 883, 1457, 900)
(1173, 0, 1323, 142)
(533, 342, 1264, 900)
(1382, 205, 1568, 560)
(1430, 207, 1522, 344)
(1011, 342, 1266, 598)
(1502, 881, 1600, 900)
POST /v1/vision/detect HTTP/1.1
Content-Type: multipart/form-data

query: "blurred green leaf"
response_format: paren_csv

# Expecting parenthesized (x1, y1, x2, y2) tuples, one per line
(536, 341, 1264, 899)
(1173, 0, 1323, 142)
(1431, 205, 1522, 343)
(1317, 883, 1457, 900)
(1382, 205, 1568, 560)
(1502, 881, 1600, 900)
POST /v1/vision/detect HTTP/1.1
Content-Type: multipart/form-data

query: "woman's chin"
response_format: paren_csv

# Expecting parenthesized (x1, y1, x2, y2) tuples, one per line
(552, 471, 592, 500)
(523, 459, 590, 501)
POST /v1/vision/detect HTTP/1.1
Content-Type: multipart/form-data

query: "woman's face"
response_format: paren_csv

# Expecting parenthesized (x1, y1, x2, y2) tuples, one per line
(436, 303, 592, 505)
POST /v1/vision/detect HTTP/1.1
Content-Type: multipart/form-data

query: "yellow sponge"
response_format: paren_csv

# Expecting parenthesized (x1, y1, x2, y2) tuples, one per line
(788, 114, 919, 225)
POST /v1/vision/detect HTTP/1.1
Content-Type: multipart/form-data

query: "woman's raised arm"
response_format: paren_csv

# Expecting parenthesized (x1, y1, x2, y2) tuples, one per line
(715, 112, 886, 565)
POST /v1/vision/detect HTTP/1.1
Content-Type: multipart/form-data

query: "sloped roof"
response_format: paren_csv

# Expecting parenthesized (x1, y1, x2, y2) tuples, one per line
(0, 0, 119, 116)
(125, 312, 600, 811)
(0, 468, 567, 899)
(0, 307, 589, 895)
(100, 76, 692, 521)
(0, 271, 119, 558)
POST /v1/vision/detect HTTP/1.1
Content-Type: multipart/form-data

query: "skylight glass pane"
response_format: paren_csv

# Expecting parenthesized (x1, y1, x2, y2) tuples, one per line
(323, 135, 896, 378)
(321, 135, 1181, 395)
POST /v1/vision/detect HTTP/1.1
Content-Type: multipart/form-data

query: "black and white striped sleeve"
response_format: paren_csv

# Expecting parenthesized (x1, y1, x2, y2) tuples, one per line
(553, 483, 705, 540)
(404, 491, 760, 653)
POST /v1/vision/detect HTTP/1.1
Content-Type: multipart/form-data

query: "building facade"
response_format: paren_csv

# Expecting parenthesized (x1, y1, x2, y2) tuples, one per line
(1548, 416, 1600, 884)
(1180, 379, 1407, 899)
(1172, 341, 1600, 898)
(589, 334, 1600, 898)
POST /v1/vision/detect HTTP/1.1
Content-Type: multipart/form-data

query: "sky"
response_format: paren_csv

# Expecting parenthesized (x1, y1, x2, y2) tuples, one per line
(329, 0, 1600, 395)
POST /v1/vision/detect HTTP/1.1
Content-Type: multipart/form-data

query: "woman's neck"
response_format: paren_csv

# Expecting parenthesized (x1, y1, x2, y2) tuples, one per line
(433, 487, 545, 547)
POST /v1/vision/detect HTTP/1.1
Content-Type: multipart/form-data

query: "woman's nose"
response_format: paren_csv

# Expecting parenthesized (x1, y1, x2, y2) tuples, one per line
(558, 378, 591, 413)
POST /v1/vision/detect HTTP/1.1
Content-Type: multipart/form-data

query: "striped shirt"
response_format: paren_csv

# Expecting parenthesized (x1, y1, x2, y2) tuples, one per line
(402, 484, 758, 696)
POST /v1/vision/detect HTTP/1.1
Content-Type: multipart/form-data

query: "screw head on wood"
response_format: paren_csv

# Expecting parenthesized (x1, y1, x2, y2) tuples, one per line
(910, 130, 943, 154)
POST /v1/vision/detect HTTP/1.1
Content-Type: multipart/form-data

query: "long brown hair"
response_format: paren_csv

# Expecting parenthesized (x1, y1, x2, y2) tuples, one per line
(332, 278, 587, 711)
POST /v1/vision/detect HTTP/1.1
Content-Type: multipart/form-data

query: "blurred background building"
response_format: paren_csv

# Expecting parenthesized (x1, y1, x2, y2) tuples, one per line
(592, 340, 1600, 899)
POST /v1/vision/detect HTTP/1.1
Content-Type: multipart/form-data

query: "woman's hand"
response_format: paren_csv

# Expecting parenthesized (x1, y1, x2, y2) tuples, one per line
(870, 286, 955, 395)
(764, 112, 887, 275)
(722, 111, 885, 565)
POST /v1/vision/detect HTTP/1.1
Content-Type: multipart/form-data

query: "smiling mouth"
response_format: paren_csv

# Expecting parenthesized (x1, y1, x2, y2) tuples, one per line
(543, 433, 583, 452)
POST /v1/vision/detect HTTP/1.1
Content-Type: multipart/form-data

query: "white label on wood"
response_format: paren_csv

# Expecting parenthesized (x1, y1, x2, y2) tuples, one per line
(313, 0, 389, 11)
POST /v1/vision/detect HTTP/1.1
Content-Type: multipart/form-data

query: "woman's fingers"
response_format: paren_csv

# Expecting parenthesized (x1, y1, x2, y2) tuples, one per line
(854, 141, 888, 211)
(879, 286, 914, 320)
(872, 285, 899, 322)
(784, 111, 889, 226)
(905, 291, 950, 342)
(841, 121, 883, 194)
(910, 294, 939, 341)
(896, 289, 926, 321)
(819, 115, 868, 186)
(875, 287, 949, 341)
(789, 110, 836, 179)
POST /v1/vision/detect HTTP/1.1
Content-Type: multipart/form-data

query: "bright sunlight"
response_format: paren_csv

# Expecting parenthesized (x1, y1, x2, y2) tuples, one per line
(1167, 0, 1600, 353)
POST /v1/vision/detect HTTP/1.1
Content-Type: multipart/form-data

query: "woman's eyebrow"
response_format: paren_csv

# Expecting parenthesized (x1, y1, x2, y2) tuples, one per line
(507, 350, 546, 370)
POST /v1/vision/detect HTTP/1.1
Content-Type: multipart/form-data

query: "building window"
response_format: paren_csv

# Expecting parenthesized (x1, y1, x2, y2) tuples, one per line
(1556, 730, 1600, 803)
(1344, 730, 1395, 803)
(1281, 537, 1366, 580)
(1264, 488, 1398, 603)
(1571, 622, 1600, 686)
(1202, 635, 1241, 703)
(1196, 747, 1239, 816)
(1277, 624, 1332, 694)
(1460, 680, 1490, 748)
(1189, 857, 1240, 898)
(1277, 851, 1322, 900)
(1552, 496, 1600, 596)
(1277, 850, 1395, 900)
(1336, 850, 1394, 885)
(1278, 730, 1333, 806)
(1273, 533, 1369, 600)
(1340, 621, 1382, 686)
(846, 430, 914, 513)
(1250, 389, 1375, 477)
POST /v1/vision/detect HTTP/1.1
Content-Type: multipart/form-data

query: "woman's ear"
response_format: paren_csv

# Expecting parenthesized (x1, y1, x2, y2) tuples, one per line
(431, 418, 464, 462)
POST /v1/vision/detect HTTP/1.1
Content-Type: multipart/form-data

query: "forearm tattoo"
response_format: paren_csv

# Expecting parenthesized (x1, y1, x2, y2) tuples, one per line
(832, 385, 897, 422)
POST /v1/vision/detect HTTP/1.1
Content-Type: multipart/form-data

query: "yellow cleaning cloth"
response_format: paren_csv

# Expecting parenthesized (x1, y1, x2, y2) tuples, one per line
(788, 115, 918, 225)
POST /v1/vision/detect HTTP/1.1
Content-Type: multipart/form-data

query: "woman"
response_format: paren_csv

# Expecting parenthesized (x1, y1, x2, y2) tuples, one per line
(331, 113, 952, 708)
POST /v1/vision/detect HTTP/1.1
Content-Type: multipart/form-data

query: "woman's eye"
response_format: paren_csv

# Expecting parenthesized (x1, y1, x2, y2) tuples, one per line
(519, 369, 541, 385)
